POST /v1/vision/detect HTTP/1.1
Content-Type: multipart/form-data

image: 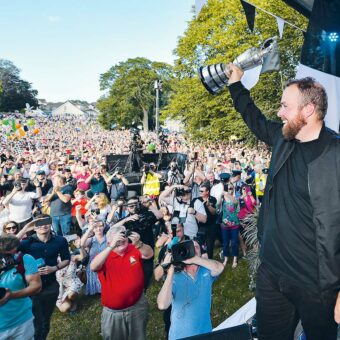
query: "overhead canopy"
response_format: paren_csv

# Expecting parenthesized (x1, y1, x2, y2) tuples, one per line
(282, 0, 314, 17)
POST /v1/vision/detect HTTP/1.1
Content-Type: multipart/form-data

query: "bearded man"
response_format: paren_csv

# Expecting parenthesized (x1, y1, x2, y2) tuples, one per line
(227, 64, 340, 340)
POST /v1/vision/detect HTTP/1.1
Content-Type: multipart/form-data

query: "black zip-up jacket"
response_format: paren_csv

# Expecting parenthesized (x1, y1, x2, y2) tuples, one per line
(229, 81, 340, 293)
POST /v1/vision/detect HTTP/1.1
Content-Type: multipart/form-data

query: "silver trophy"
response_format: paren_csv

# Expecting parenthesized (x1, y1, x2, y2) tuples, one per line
(199, 36, 278, 94)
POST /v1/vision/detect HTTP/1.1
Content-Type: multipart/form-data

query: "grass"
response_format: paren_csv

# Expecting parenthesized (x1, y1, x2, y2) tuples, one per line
(48, 252, 254, 340)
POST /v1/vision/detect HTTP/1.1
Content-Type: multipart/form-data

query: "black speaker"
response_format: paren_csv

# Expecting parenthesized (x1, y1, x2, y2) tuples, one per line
(180, 324, 252, 340)
(106, 153, 187, 174)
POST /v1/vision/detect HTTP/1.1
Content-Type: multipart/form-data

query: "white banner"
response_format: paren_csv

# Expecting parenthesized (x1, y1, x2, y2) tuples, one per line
(296, 63, 340, 132)
(276, 16, 285, 39)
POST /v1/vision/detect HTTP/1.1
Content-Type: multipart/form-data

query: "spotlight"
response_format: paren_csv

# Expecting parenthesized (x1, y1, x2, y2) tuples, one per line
(329, 32, 339, 42)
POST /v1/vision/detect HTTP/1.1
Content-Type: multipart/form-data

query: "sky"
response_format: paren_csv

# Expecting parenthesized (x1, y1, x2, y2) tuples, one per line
(0, 0, 194, 103)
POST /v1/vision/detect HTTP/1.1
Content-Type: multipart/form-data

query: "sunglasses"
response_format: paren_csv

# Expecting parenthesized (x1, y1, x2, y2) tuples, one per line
(5, 226, 17, 231)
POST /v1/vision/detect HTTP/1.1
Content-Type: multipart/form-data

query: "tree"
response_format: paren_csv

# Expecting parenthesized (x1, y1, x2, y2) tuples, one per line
(163, 0, 307, 143)
(97, 57, 173, 131)
(0, 59, 38, 112)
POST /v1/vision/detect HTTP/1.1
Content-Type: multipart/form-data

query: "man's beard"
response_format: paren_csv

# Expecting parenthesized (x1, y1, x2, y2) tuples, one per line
(282, 112, 307, 141)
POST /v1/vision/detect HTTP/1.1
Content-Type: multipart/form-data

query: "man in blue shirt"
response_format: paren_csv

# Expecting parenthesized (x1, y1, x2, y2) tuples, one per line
(0, 235, 41, 340)
(19, 216, 70, 340)
(157, 240, 224, 340)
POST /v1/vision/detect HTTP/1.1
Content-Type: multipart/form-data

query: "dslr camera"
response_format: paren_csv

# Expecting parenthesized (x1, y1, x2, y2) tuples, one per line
(124, 205, 156, 234)
(143, 163, 150, 174)
(171, 240, 195, 263)
(174, 187, 191, 197)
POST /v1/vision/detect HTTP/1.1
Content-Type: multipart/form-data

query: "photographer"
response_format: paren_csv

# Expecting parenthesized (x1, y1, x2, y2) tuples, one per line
(0, 235, 42, 340)
(157, 239, 224, 340)
(91, 226, 153, 340)
(3, 178, 42, 229)
(140, 163, 162, 198)
(195, 183, 217, 259)
(166, 162, 183, 186)
(19, 216, 70, 340)
(106, 198, 127, 224)
(45, 175, 73, 236)
(111, 196, 158, 288)
(107, 170, 128, 202)
(80, 220, 107, 295)
(154, 223, 190, 337)
(159, 185, 207, 239)
(32, 170, 53, 198)
(183, 162, 206, 200)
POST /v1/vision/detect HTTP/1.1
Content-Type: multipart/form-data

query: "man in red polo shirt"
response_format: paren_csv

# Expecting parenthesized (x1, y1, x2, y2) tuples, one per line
(91, 226, 153, 340)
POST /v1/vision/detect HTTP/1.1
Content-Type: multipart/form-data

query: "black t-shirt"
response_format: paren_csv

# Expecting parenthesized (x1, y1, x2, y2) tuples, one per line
(262, 129, 329, 291)
(193, 196, 217, 226)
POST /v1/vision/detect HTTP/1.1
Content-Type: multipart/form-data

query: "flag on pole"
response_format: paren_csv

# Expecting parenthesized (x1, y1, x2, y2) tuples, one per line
(295, 0, 340, 132)
(240, 0, 256, 32)
(275, 16, 285, 39)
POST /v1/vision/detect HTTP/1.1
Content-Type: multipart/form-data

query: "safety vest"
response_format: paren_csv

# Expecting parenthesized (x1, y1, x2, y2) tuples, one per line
(255, 173, 267, 197)
(143, 173, 160, 196)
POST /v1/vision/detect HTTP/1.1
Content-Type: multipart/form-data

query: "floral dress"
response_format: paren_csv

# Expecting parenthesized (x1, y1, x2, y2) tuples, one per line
(85, 235, 107, 295)
(56, 260, 83, 307)
(221, 199, 240, 230)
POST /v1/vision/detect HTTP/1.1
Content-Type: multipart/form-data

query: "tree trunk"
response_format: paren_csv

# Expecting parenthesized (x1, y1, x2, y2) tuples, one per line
(142, 108, 149, 132)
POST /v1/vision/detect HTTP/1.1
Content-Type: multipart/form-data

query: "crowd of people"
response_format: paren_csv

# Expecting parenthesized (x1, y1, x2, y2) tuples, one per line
(0, 111, 272, 339)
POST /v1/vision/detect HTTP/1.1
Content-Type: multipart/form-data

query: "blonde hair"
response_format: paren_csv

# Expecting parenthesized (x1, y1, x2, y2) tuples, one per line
(96, 193, 109, 209)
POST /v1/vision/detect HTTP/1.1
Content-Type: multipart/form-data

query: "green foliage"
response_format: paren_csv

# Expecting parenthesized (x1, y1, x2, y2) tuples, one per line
(97, 57, 173, 131)
(163, 0, 308, 143)
(0, 59, 38, 112)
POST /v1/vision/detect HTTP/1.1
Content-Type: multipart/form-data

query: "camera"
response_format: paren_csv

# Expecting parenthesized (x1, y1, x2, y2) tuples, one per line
(143, 163, 150, 174)
(171, 240, 195, 263)
(91, 208, 101, 215)
(124, 206, 156, 234)
(175, 187, 191, 197)
(170, 164, 177, 170)
(0, 254, 17, 274)
(14, 181, 22, 189)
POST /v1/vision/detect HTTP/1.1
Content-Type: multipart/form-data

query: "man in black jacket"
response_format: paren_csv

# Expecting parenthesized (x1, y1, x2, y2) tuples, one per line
(227, 64, 340, 340)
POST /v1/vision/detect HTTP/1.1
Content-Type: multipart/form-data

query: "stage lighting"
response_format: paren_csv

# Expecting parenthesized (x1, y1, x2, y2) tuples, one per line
(329, 32, 339, 43)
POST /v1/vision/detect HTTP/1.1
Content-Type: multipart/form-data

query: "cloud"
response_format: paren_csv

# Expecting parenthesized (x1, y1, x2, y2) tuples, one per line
(48, 16, 61, 23)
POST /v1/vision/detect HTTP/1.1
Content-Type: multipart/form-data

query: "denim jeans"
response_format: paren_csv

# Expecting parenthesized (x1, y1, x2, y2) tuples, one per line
(255, 263, 338, 340)
(221, 227, 239, 257)
(51, 214, 72, 236)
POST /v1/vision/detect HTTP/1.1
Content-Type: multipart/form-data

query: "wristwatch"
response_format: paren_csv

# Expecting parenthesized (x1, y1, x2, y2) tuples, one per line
(136, 241, 144, 249)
